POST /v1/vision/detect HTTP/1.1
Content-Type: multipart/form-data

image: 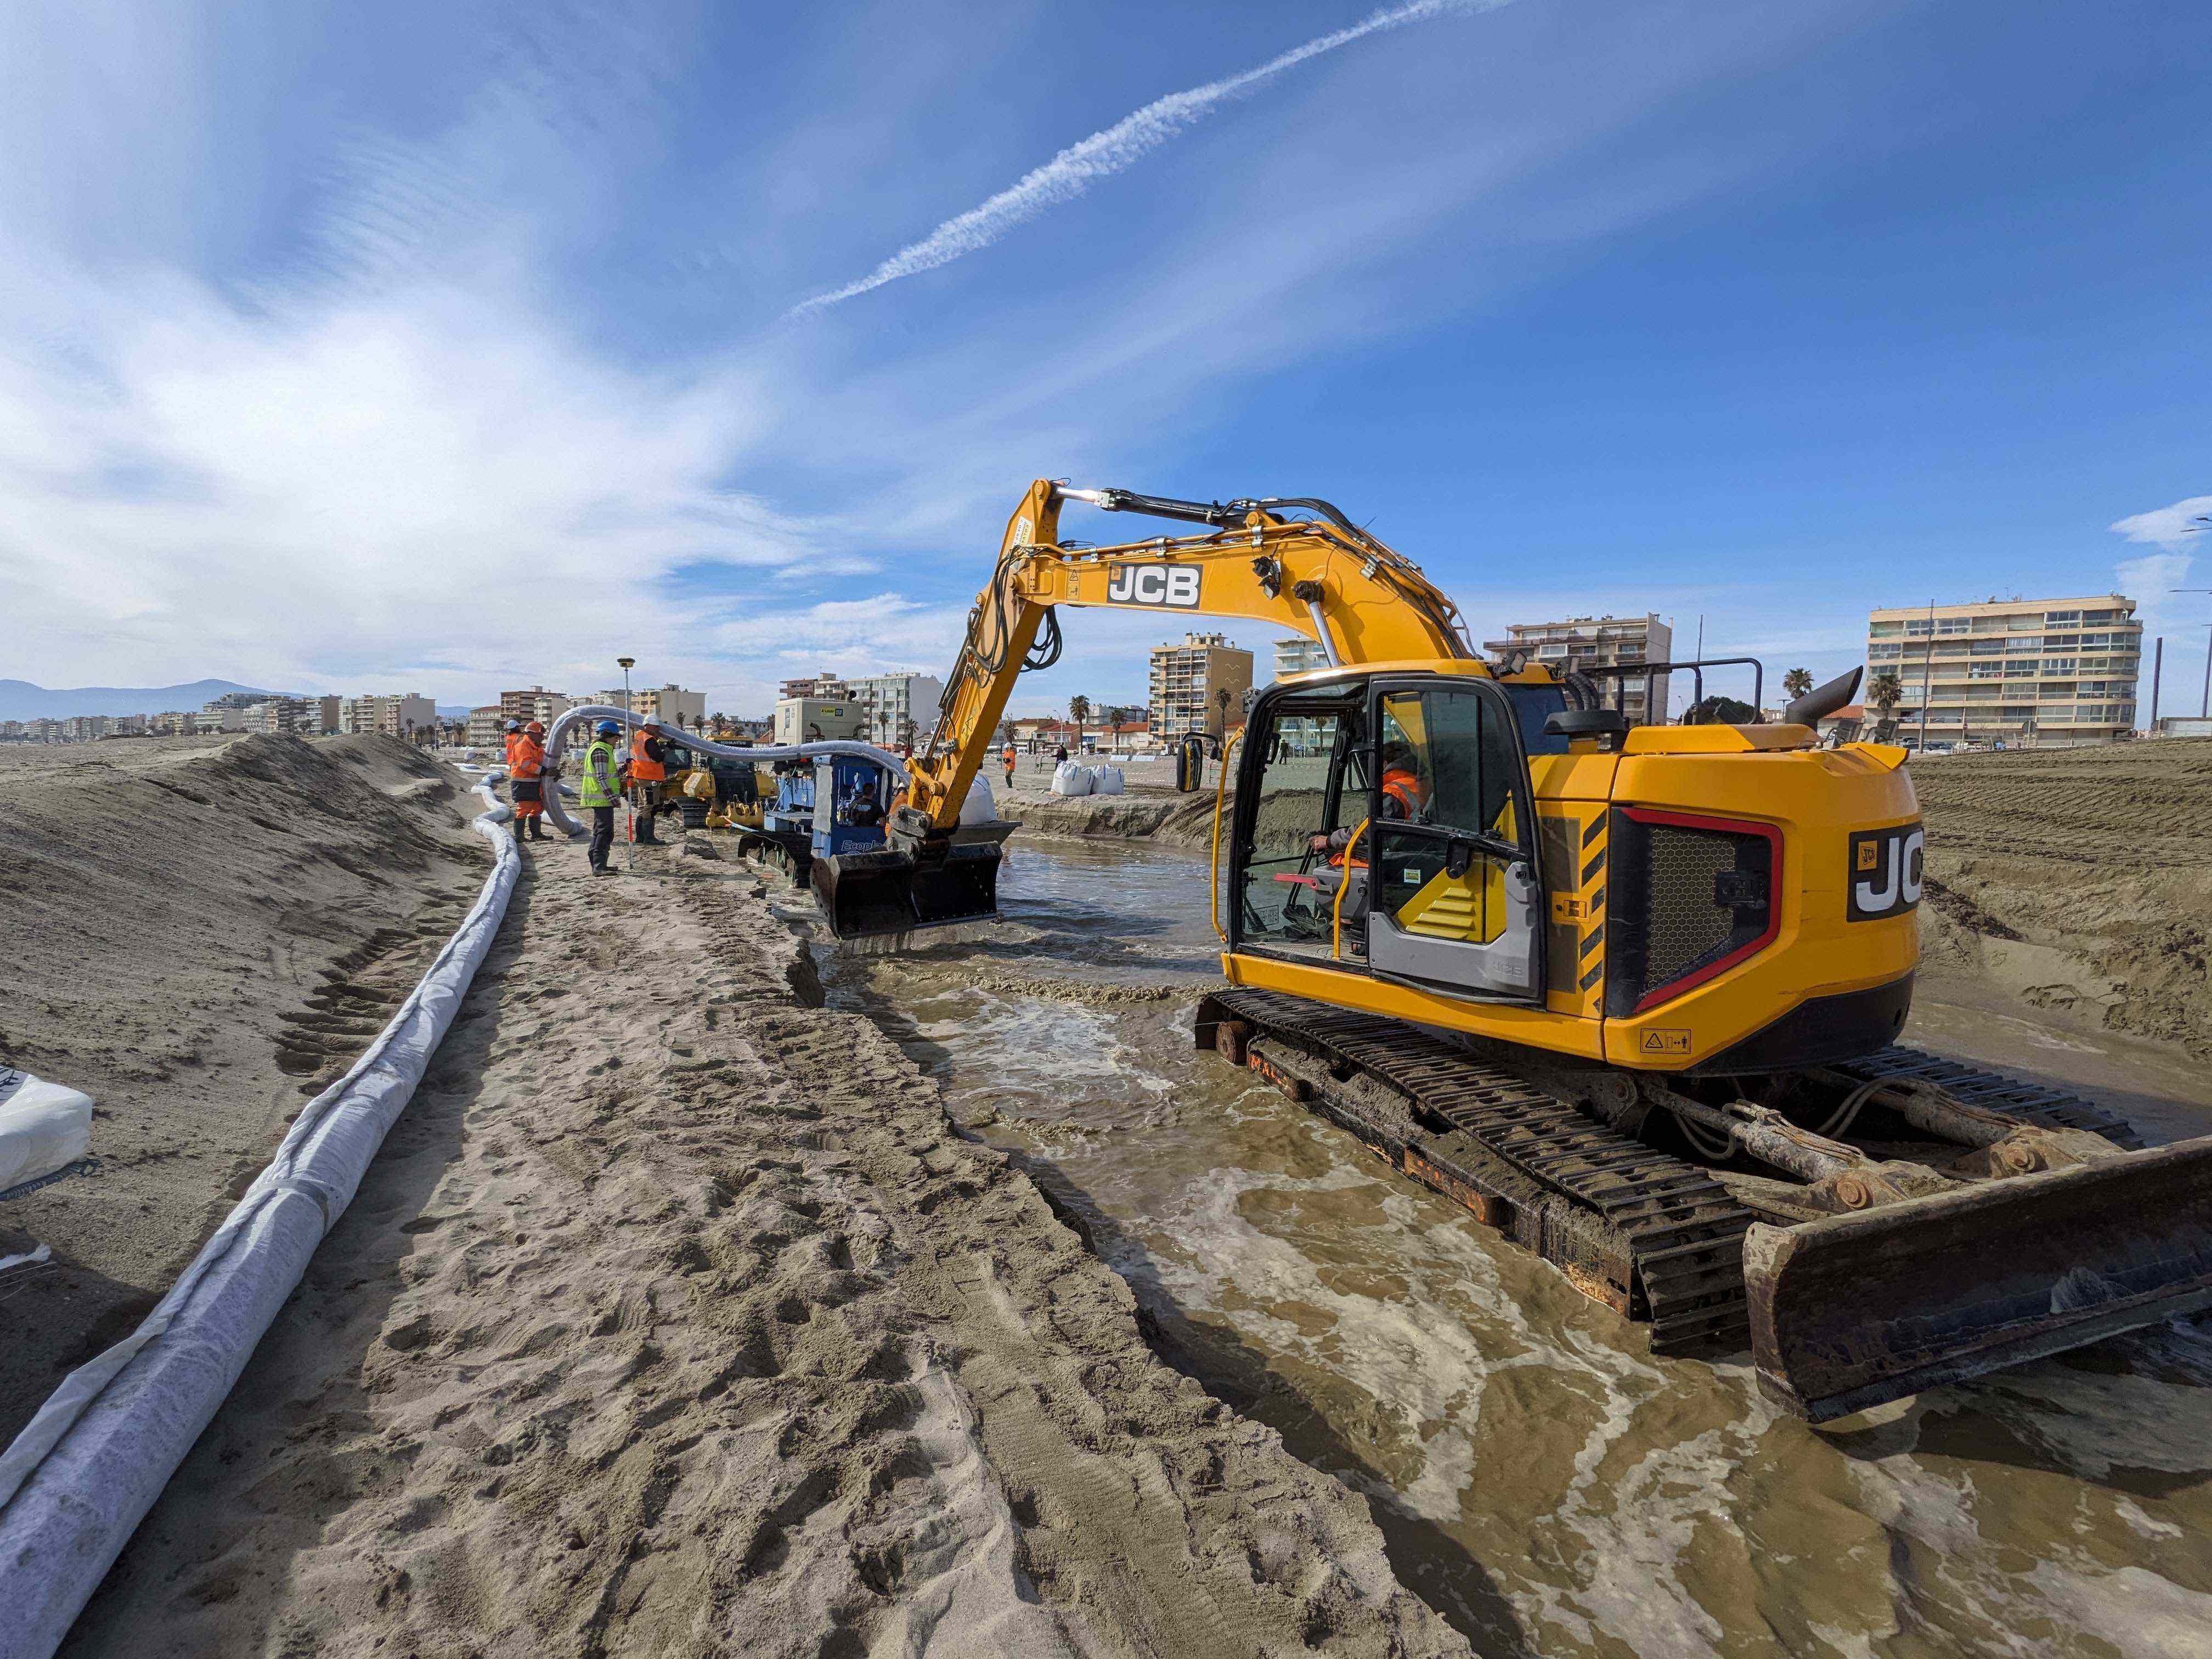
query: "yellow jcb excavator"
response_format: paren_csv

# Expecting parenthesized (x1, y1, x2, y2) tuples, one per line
(821, 478, 2212, 1422)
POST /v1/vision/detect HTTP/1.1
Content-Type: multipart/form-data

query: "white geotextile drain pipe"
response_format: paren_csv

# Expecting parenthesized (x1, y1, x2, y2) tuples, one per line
(536, 703, 910, 840)
(0, 777, 522, 1659)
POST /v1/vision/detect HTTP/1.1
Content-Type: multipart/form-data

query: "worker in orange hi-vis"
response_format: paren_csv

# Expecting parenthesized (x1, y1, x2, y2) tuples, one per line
(627, 723, 669, 845)
(509, 720, 549, 843)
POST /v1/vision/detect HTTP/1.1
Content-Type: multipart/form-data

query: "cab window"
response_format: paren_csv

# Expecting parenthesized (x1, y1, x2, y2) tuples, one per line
(1378, 690, 1522, 847)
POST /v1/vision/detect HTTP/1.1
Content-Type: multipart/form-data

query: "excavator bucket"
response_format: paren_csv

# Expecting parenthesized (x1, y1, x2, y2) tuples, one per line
(1746, 1134, 2212, 1421)
(812, 844, 1003, 949)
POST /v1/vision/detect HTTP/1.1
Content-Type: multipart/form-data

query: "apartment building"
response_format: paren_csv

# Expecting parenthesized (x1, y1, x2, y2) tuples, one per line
(340, 693, 437, 738)
(1148, 633, 1254, 738)
(500, 686, 573, 726)
(777, 673, 849, 702)
(239, 695, 340, 736)
(636, 685, 704, 726)
(1869, 595, 2141, 747)
(466, 706, 507, 749)
(594, 685, 706, 726)
(1273, 637, 1331, 680)
(1481, 614, 1673, 725)
(849, 673, 943, 747)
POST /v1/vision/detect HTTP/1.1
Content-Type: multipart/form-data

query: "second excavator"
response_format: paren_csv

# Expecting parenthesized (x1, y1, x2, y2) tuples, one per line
(822, 478, 2212, 1423)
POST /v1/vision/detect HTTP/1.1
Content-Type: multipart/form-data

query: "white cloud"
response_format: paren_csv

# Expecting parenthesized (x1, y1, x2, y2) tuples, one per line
(2109, 493, 2212, 550)
(2108, 494, 2205, 635)
(786, 0, 1514, 316)
(0, 265, 819, 707)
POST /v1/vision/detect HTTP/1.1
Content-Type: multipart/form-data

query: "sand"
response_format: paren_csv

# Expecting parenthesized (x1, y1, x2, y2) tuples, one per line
(55, 832, 1465, 1657)
(21, 733, 2209, 1655)
(0, 734, 487, 1447)
(1908, 738, 2212, 1056)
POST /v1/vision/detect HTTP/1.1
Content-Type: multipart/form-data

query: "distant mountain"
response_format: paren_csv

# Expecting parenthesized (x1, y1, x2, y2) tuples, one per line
(436, 705, 473, 720)
(0, 679, 280, 721)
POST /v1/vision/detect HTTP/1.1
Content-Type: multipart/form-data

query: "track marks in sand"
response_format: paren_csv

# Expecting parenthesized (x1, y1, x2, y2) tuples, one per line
(71, 842, 1465, 1658)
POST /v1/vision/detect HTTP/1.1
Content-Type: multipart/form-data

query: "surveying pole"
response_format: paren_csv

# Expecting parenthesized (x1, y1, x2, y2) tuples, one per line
(618, 656, 636, 870)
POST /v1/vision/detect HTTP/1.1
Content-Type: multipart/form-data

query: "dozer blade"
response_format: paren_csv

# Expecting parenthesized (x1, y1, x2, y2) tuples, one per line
(1746, 1135, 2212, 1421)
(812, 844, 1002, 950)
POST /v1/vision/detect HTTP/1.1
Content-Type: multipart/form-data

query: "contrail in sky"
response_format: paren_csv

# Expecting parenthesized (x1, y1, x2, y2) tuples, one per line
(788, 0, 1513, 316)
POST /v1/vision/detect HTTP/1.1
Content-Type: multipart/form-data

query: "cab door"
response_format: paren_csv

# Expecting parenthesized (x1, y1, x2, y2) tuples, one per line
(1362, 679, 1544, 1001)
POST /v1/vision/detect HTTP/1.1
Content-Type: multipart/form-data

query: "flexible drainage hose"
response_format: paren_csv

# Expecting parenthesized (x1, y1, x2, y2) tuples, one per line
(0, 774, 523, 1659)
(535, 704, 911, 840)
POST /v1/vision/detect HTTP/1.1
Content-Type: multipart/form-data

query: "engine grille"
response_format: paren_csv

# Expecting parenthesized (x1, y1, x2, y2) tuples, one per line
(1606, 810, 1775, 1016)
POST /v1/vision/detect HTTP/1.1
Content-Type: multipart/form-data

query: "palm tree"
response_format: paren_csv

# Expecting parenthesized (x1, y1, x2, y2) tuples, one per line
(1213, 685, 1232, 737)
(1069, 693, 1091, 726)
(1782, 668, 1814, 702)
(1868, 670, 1903, 739)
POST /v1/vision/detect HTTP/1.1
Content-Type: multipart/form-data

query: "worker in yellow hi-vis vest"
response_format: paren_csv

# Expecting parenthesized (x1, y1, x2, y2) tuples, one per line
(579, 720, 627, 876)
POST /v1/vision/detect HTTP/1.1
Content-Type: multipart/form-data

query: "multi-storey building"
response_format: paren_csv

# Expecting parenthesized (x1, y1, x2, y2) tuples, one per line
(1868, 595, 2141, 747)
(1481, 614, 1673, 725)
(777, 673, 849, 702)
(238, 696, 339, 736)
(467, 706, 506, 749)
(1273, 637, 1331, 680)
(500, 686, 573, 727)
(340, 693, 438, 739)
(636, 685, 704, 727)
(592, 685, 705, 727)
(848, 673, 943, 747)
(1148, 634, 1254, 738)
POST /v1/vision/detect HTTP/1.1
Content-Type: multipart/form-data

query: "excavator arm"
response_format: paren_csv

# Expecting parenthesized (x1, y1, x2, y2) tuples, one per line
(901, 479, 1474, 829)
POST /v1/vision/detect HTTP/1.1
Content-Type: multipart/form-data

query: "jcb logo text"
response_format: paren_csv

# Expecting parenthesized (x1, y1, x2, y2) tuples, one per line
(1847, 823, 1923, 921)
(1106, 563, 1201, 608)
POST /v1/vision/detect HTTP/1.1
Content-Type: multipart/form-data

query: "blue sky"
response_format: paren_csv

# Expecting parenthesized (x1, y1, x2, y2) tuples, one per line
(2, 0, 2206, 718)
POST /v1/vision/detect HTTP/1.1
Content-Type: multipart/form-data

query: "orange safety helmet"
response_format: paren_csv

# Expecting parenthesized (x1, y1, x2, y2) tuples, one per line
(525, 719, 545, 736)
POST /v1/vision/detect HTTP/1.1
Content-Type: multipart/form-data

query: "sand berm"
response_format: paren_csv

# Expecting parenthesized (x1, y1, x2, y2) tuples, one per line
(7, 735, 1465, 1657)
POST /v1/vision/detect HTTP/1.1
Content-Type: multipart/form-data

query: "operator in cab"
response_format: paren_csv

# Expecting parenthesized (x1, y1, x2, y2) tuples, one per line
(845, 780, 885, 829)
(1308, 740, 1424, 865)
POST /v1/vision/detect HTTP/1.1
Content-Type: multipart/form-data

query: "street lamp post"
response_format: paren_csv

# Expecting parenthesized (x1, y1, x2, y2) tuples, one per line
(617, 656, 636, 870)
(1916, 598, 1936, 753)
(2174, 594, 2212, 723)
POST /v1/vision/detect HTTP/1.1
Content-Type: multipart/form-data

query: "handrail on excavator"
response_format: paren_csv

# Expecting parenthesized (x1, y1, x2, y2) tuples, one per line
(1209, 729, 1241, 944)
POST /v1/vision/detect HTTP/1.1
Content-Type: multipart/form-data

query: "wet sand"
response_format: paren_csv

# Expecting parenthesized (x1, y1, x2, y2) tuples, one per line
(61, 832, 1462, 1658)
(827, 837, 2212, 1659)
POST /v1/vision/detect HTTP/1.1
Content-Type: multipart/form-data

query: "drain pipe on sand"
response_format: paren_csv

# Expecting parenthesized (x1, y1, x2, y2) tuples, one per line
(0, 775, 523, 1659)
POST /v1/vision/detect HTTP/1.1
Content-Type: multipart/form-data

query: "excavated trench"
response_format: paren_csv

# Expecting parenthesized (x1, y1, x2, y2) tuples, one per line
(799, 837, 2212, 1659)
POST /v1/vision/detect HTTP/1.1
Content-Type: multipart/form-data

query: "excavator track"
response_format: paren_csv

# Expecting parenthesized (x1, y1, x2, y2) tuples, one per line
(1829, 1048, 2146, 1149)
(1195, 988, 2162, 1368)
(1197, 988, 1758, 1353)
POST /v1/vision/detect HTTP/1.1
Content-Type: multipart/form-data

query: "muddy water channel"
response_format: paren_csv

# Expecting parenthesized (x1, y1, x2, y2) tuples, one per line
(812, 838, 2212, 1658)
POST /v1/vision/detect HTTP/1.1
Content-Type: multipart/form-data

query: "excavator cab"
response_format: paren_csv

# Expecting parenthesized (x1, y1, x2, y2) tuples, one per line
(1231, 672, 1549, 1004)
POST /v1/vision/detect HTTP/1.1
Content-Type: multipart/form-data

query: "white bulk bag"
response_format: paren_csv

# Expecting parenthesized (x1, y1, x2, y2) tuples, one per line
(1094, 765, 1125, 795)
(0, 1072, 93, 1197)
(959, 775, 998, 825)
(1051, 761, 1093, 797)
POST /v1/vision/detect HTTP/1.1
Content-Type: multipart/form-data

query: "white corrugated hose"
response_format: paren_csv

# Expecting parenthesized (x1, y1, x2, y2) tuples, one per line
(0, 776, 521, 1658)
